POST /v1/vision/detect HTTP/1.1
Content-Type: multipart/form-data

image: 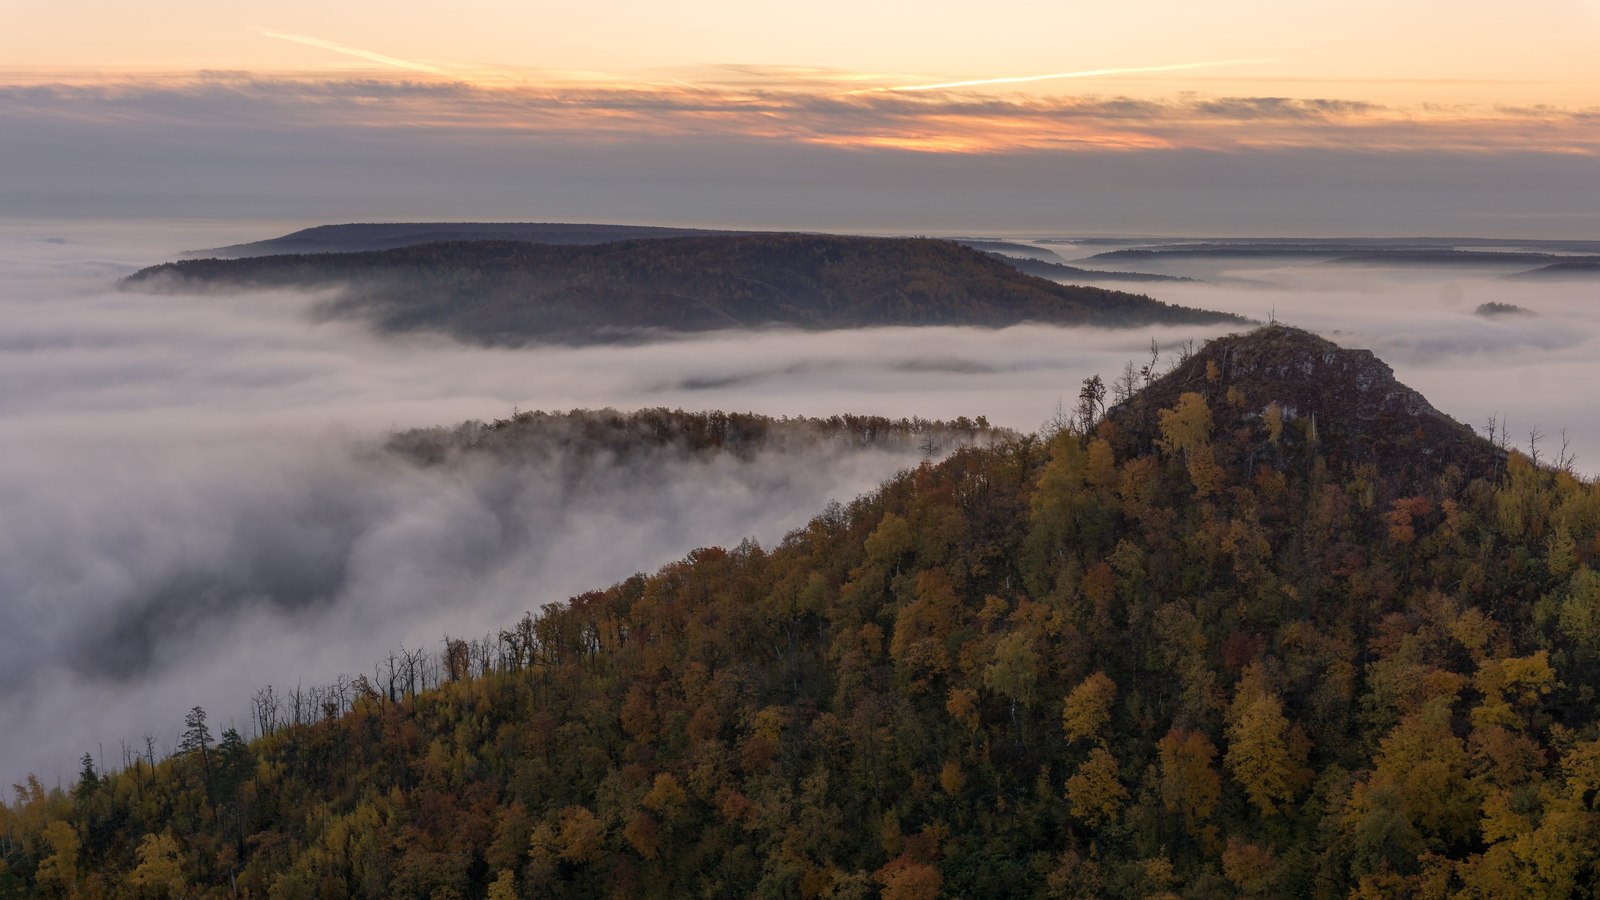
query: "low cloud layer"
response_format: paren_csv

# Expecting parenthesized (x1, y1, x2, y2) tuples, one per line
(6, 77, 1596, 154)
(5, 223, 1600, 785)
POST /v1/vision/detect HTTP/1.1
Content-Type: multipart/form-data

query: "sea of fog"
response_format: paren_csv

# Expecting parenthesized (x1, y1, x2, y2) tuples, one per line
(3, 221, 1597, 785)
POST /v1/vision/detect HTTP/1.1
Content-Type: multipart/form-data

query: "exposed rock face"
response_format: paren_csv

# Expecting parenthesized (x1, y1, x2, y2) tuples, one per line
(1111, 325, 1503, 485)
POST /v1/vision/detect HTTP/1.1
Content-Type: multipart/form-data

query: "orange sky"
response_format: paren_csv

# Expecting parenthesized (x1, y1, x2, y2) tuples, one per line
(5, 0, 1598, 107)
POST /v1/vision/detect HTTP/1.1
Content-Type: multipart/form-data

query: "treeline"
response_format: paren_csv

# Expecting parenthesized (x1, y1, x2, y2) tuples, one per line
(123, 234, 1246, 346)
(387, 407, 1002, 466)
(6, 327, 1600, 898)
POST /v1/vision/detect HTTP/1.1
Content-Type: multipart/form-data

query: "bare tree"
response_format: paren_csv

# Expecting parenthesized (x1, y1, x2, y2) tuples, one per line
(1111, 360, 1139, 408)
(252, 685, 281, 737)
(1557, 430, 1578, 473)
(1039, 397, 1073, 438)
(1077, 374, 1107, 434)
(1174, 338, 1197, 368)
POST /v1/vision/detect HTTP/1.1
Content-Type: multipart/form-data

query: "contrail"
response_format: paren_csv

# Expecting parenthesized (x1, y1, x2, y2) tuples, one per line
(842, 58, 1282, 95)
(256, 28, 444, 74)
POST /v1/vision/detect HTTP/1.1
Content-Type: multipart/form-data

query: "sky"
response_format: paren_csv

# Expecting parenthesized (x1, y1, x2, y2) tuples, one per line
(3, 0, 1598, 233)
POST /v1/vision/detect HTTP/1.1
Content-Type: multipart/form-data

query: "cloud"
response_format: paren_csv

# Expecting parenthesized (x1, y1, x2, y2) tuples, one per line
(841, 58, 1285, 95)
(3, 75, 1596, 156)
(254, 29, 446, 75)
(4, 73, 1597, 232)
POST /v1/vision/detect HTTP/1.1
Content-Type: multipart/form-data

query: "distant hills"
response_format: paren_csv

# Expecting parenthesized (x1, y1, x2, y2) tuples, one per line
(185, 223, 1206, 287)
(186, 222, 755, 258)
(992, 254, 1194, 284)
(1080, 238, 1600, 277)
(126, 234, 1247, 345)
(1510, 257, 1600, 279)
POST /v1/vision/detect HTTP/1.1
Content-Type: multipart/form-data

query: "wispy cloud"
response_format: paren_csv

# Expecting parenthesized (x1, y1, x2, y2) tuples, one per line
(841, 59, 1284, 95)
(255, 28, 444, 75)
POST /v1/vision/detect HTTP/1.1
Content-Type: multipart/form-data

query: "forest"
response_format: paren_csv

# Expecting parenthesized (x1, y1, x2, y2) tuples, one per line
(122, 235, 1245, 346)
(4, 325, 1599, 898)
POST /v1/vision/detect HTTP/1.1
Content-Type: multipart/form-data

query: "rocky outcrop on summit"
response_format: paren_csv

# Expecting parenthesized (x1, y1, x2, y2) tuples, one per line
(1110, 325, 1503, 485)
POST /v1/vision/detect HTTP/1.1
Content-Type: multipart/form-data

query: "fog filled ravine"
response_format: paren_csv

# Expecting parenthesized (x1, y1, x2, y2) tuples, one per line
(3, 221, 1598, 785)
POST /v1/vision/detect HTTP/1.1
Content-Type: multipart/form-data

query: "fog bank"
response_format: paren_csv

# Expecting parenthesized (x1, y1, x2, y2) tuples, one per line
(5, 223, 1599, 785)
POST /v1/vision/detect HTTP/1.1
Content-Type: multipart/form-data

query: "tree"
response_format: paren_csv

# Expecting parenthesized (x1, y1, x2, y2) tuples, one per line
(1062, 672, 1116, 744)
(35, 821, 79, 896)
(180, 705, 216, 815)
(1157, 393, 1213, 459)
(487, 869, 518, 900)
(985, 632, 1041, 713)
(557, 806, 604, 865)
(1156, 728, 1221, 833)
(73, 754, 98, 802)
(1077, 375, 1107, 434)
(180, 706, 212, 761)
(1065, 747, 1127, 827)
(128, 833, 187, 898)
(1224, 666, 1302, 816)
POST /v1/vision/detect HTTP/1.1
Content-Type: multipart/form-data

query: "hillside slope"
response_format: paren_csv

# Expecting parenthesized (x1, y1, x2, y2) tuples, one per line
(7, 328, 1599, 899)
(124, 234, 1247, 345)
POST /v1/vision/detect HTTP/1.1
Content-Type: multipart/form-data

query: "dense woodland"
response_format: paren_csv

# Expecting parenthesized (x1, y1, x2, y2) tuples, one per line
(6, 326, 1600, 898)
(124, 235, 1244, 346)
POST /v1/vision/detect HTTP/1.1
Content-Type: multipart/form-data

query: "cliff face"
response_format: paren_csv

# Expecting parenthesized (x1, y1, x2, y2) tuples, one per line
(1111, 324, 1503, 485)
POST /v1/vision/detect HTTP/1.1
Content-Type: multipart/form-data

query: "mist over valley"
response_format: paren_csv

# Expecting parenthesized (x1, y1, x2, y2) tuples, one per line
(6, 222, 1599, 789)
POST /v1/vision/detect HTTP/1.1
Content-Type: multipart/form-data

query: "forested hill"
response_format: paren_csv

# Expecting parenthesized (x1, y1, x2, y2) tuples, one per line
(10, 326, 1600, 898)
(123, 235, 1246, 345)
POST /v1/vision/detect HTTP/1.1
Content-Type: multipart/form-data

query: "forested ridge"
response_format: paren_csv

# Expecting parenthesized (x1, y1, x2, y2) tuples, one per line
(384, 407, 1003, 468)
(123, 235, 1245, 346)
(7, 327, 1600, 898)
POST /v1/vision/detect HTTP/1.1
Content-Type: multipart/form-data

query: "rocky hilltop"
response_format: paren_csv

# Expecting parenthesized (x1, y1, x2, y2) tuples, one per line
(1110, 324, 1502, 485)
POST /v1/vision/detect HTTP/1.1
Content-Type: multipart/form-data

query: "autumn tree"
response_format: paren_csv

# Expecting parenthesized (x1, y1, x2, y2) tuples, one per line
(1065, 747, 1127, 827)
(1061, 672, 1116, 744)
(1156, 728, 1221, 834)
(1224, 665, 1305, 816)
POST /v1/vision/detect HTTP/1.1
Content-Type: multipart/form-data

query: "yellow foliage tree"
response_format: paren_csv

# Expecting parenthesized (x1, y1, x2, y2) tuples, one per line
(35, 820, 79, 896)
(1157, 392, 1213, 458)
(556, 806, 604, 865)
(1062, 672, 1117, 744)
(1065, 747, 1127, 827)
(486, 869, 519, 900)
(128, 832, 187, 898)
(1224, 666, 1302, 816)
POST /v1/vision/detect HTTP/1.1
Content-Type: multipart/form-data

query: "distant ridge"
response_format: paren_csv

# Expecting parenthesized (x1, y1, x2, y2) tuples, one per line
(128, 234, 1249, 345)
(188, 222, 755, 258)
(992, 254, 1195, 284)
(1508, 258, 1600, 279)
